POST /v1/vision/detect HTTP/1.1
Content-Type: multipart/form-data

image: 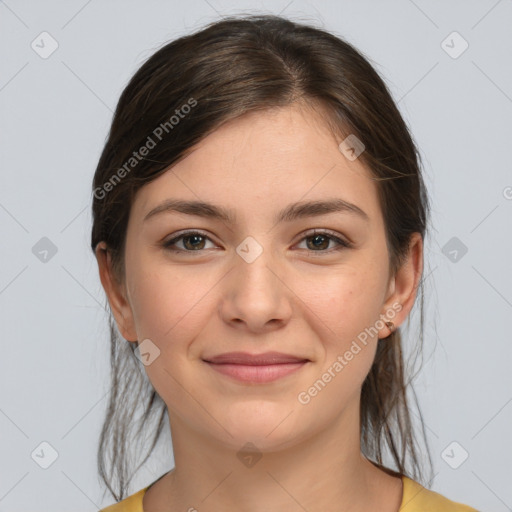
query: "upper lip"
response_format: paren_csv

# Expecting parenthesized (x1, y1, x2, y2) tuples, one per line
(203, 351, 309, 365)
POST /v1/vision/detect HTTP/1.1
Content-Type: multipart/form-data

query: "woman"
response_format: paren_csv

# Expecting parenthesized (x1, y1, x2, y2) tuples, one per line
(92, 14, 478, 512)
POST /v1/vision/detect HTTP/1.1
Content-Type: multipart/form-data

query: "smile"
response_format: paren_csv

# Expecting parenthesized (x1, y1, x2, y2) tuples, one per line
(204, 361, 308, 383)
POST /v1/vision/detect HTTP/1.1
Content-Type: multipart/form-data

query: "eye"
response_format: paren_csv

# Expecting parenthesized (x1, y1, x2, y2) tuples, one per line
(162, 231, 216, 253)
(162, 229, 352, 254)
(295, 229, 352, 253)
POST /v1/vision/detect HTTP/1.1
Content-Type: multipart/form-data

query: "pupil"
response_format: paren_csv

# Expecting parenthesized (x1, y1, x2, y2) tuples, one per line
(309, 235, 328, 250)
(185, 235, 204, 250)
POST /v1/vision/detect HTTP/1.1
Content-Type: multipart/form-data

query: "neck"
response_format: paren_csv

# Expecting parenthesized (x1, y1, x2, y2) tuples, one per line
(144, 398, 403, 512)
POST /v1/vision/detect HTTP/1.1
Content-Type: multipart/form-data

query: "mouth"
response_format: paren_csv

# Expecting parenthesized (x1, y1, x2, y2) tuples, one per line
(202, 351, 310, 383)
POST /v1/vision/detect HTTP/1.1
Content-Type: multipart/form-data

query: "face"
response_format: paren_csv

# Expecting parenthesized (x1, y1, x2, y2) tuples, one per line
(97, 103, 421, 453)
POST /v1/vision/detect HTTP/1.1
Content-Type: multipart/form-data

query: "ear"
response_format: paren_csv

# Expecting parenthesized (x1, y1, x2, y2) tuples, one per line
(378, 232, 424, 338)
(95, 241, 138, 343)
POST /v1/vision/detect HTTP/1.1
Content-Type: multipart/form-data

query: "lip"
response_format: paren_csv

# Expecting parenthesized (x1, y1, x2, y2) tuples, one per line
(203, 351, 310, 383)
(203, 351, 309, 365)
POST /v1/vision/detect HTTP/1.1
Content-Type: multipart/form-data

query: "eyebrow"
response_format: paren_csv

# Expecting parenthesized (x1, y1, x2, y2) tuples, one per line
(143, 198, 370, 224)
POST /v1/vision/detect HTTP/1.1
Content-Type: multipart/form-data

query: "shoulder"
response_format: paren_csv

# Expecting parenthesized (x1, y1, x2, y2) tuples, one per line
(401, 476, 480, 511)
(98, 476, 480, 512)
(99, 486, 149, 512)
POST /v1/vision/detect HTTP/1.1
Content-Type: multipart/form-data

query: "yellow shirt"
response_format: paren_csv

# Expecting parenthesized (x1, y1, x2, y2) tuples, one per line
(99, 475, 479, 511)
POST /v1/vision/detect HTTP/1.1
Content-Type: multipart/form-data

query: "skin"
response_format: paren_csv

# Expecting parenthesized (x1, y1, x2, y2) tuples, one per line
(96, 102, 423, 512)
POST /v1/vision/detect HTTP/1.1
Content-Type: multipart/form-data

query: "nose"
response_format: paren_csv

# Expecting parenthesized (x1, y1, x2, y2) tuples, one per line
(218, 250, 293, 333)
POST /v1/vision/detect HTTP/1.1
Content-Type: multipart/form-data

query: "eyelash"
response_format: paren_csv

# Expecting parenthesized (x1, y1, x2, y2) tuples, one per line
(162, 229, 353, 255)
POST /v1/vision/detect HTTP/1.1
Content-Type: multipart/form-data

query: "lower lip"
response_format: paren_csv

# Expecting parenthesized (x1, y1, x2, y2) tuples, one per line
(205, 361, 308, 383)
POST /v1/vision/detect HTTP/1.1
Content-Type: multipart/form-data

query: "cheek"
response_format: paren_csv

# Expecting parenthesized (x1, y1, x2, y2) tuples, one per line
(294, 277, 382, 412)
(127, 271, 171, 339)
(295, 264, 385, 344)
(125, 265, 212, 400)
(291, 263, 386, 398)
(128, 266, 210, 342)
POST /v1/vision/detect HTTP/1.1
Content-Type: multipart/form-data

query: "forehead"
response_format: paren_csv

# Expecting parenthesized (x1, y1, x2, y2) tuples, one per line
(133, 104, 382, 226)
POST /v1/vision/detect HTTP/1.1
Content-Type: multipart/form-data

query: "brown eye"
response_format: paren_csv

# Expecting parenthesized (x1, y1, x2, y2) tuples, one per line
(162, 229, 352, 255)
(163, 231, 215, 252)
(306, 234, 330, 250)
(297, 230, 352, 252)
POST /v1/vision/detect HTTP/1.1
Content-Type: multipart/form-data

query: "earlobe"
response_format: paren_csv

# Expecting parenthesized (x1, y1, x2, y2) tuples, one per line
(95, 242, 138, 342)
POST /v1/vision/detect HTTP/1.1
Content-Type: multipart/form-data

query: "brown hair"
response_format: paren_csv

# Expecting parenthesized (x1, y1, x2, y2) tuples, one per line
(91, 14, 433, 501)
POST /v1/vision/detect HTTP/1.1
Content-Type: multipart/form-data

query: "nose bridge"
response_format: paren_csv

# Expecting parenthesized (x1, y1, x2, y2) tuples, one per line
(220, 234, 292, 329)
(234, 234, 280, 298)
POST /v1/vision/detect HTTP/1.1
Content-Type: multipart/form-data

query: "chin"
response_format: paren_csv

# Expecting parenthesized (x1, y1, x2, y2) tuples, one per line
(209, 407, 307, 451)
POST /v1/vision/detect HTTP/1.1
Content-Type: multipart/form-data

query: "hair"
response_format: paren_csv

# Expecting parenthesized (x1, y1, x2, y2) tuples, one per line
(91, 14, 433, 502)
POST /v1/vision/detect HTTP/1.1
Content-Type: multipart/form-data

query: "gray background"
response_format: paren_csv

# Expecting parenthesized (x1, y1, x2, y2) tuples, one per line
(1, 0, 511, 510)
